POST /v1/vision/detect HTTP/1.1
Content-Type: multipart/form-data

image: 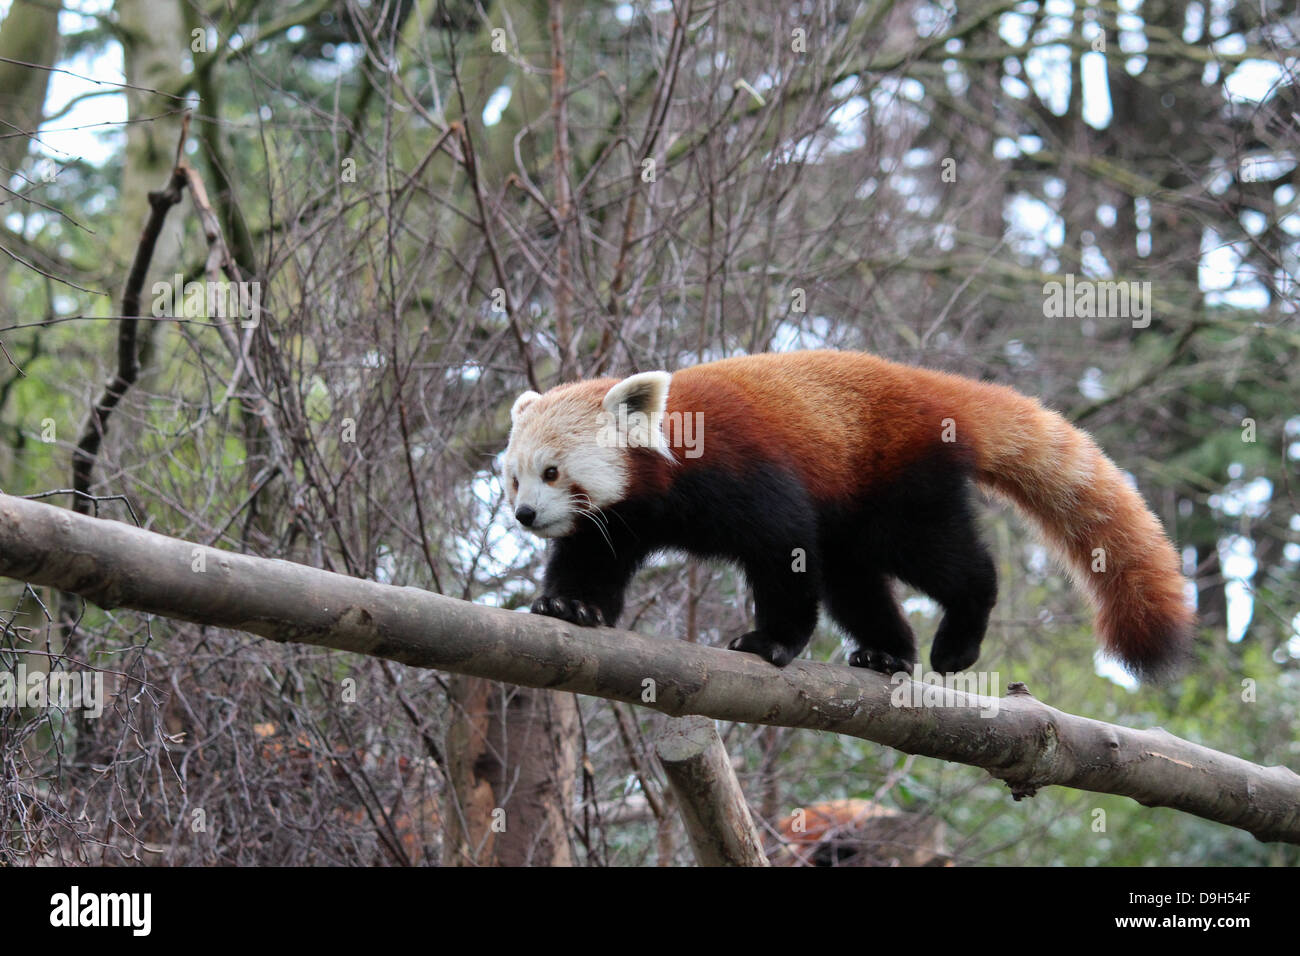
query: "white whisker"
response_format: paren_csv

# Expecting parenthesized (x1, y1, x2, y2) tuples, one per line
(568, 492, 616, 555)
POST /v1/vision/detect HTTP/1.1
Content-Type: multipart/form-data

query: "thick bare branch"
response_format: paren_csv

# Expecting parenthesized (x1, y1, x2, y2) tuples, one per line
(1, 491, 1297, 845)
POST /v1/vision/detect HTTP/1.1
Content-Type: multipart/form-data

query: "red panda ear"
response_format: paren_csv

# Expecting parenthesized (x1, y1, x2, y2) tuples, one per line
(602, 371, 671, 417)
(510, 390, 542, 424)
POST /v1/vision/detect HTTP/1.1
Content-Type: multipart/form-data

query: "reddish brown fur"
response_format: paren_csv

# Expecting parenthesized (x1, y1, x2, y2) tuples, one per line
(611, 351, 1193, 677)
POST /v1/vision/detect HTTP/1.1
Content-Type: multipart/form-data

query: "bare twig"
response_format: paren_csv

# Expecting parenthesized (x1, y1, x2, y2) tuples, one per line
(70, 112, 193, 514)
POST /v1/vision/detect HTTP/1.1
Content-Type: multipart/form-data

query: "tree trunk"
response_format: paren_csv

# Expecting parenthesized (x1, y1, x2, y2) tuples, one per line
(112, 0, 188, 280)
(442, 677, 579, 866)
(0, 0, 61, 173)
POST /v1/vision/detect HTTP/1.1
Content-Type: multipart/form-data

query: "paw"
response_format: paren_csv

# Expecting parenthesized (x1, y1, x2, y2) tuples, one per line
(930, 644, 980, 674)
(727, 630, 797, 668)
(531, 596, 606, 627)
(849, 648, 916, 676)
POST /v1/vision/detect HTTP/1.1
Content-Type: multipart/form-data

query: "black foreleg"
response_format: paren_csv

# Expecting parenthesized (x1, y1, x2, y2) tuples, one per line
(533, 528, 644, 628)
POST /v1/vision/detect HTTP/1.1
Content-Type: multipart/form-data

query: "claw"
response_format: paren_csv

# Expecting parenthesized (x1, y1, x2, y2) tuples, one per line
(530, 596, 605, 628)
(848, 648, 915, 676)
(727, 630, 797, 668)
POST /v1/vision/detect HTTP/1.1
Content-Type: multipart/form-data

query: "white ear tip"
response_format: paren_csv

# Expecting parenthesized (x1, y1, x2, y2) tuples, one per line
(510, 390, 542, 424)
(602, 370, 672, 415)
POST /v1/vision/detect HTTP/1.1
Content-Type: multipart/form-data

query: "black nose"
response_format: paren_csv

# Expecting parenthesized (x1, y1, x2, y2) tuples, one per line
(515, 506, 536, 527)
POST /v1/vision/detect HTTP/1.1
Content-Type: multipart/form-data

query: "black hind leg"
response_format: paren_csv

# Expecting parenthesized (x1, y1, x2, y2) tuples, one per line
(889, 500, 998, 674)
(823, 561, 917, 676)
(926, 555, 996, 673)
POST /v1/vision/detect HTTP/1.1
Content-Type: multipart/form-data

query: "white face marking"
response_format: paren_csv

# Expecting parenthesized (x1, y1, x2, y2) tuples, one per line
(504, 387, 630, 538)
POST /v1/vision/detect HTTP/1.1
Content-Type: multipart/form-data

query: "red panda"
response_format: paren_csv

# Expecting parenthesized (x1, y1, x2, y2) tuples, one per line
(503, 350, 1195, 680)
(770, 799, 949, 867)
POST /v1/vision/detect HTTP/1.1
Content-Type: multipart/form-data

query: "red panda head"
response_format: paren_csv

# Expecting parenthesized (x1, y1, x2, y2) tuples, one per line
(504, 371, 672, 538)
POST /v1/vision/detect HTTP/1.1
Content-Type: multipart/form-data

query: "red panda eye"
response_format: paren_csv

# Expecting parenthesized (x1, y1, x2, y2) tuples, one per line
(543, 466, 558, 483)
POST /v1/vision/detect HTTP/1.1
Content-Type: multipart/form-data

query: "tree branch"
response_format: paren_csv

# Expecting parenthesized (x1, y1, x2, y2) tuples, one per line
(1, 491, 1297, 845)
(655, 715, 769, 866)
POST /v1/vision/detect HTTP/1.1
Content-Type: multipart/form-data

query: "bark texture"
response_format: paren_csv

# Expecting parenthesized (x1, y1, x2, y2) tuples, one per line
(655, 716, 768, 866)
(1, 492, 1297, 845)
(442, 676, 579, 866)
